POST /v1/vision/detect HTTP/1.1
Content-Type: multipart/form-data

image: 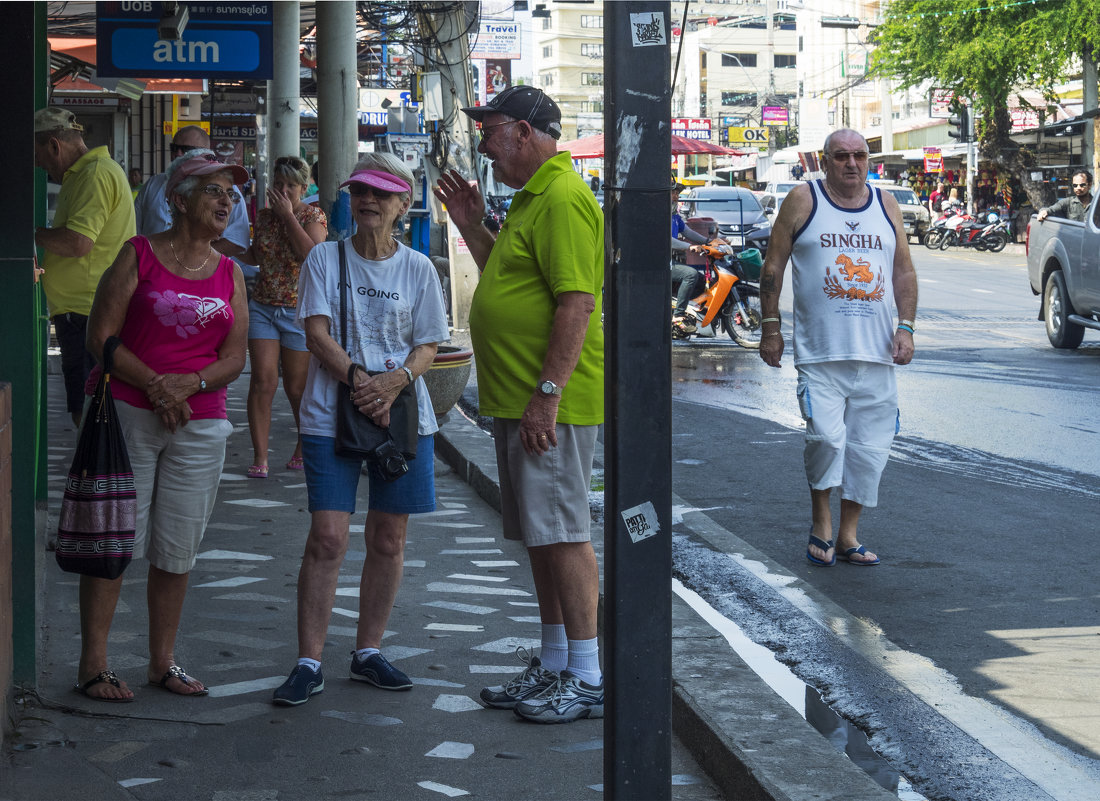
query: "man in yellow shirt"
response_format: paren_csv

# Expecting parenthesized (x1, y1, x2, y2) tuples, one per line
(34, 107, 136, 426)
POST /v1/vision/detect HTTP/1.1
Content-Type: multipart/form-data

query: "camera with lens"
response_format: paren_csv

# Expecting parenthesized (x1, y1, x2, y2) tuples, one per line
(370, 438, 409, 482)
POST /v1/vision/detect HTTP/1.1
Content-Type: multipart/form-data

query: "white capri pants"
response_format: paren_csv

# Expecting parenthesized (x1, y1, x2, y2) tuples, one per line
(114, 400, 234, 573)
(795, 361, 898, 508)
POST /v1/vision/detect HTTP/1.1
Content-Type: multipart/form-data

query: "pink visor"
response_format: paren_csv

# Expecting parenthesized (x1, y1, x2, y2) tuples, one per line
(340, 169, 411, 194)
(166, 154, 249, 200)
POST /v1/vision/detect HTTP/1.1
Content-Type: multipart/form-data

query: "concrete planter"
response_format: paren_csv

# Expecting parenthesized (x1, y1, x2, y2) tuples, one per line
(424, 345, 473, 418)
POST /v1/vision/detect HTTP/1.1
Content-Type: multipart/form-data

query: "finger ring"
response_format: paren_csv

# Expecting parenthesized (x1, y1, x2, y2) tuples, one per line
(159, 399, 167, 407)
(376, 398, 383, 404)
(538, 434, 547, 439)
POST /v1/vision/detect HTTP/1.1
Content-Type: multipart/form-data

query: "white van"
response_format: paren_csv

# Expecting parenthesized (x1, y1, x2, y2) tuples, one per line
(869, 180, 930, 244)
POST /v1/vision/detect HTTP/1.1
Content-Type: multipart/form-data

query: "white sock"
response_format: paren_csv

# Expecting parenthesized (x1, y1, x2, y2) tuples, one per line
(566, 637, 602, 685)
(297, 657, 321, 672)
(540, 623, 568, 672)
(355, 647, 381, 660)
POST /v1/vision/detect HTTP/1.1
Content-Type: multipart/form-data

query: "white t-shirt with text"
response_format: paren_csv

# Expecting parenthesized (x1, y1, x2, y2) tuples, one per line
(296, 238, 450, 437)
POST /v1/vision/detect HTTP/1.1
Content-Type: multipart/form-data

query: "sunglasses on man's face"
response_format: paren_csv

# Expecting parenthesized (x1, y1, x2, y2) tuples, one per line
(348, 184, 397, 200)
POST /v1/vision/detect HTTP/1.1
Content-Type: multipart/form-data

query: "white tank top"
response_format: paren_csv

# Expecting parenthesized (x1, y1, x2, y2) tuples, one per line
(790, 180, 897, 366)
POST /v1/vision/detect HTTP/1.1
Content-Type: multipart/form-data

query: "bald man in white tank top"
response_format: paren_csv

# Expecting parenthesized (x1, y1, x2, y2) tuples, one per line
(757, 129, 918, 568)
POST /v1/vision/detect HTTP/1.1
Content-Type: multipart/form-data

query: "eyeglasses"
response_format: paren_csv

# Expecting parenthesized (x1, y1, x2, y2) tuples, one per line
(199, 184, 239, 203)
(479, 120, 520, 142)
(275, 156, 307, 169)
(170, 143, 193, 156)
(348, 184, 397, 200)
(827, 151, 869, 163)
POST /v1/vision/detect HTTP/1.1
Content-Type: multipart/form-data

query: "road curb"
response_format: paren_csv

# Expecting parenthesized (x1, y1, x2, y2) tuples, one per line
(434, 407, 896, 801)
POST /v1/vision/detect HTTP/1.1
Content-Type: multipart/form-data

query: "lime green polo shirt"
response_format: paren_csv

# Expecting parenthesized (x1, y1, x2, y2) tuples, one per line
(42, 146, 136, 316)
(469, 152, 604, 424)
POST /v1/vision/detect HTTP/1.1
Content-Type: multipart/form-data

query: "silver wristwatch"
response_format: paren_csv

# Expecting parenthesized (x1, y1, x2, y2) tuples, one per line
(537, 379, 563, 397)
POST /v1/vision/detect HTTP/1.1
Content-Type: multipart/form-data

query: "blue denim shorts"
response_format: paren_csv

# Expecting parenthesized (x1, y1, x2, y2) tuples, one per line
(301, 434, 435, 515)
(248, 300, 307, 351)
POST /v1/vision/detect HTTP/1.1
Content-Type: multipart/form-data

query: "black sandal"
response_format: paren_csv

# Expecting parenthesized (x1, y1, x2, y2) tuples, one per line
(75, 670, 134, 703)
(149, 664, 209, 696)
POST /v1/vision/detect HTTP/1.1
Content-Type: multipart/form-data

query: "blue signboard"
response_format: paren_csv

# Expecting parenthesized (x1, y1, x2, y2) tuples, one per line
(96, 2, 273, 80)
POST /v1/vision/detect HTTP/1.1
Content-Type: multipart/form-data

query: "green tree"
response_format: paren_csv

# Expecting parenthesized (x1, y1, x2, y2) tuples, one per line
(871, 0, 1100, 208)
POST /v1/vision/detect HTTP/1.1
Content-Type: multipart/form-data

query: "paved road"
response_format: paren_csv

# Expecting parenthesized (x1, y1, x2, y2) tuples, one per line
(668, 247, 1100, 800)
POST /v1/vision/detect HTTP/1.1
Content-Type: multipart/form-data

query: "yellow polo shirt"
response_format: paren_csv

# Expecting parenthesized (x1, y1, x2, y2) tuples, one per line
(469, 152, 604, 424)
(42, 146, 136, 316)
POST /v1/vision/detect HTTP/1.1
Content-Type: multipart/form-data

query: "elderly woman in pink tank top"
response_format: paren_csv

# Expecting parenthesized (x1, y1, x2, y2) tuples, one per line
(80, 153, 250, 702)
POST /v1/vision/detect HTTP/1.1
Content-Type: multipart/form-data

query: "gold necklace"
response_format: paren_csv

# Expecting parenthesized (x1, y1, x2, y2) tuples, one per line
(170, 238, 213, 273)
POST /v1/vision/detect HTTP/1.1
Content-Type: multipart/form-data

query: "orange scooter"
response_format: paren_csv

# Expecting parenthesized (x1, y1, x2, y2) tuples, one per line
(672, 242, 763, 349)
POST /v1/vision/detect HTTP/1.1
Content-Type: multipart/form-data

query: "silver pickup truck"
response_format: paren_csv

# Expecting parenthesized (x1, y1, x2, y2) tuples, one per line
(1026, 193, 1100, 348)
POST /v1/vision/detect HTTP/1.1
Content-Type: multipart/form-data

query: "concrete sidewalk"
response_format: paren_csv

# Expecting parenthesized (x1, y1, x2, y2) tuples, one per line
(1, 362, 893, 801)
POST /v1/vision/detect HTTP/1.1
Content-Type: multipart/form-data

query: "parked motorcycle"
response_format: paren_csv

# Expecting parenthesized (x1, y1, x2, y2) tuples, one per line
(924, 207, 969, 249)
(672, 242, 763, 349)
(938, 209, 1008, 252)
(924, 208, 1008, 252)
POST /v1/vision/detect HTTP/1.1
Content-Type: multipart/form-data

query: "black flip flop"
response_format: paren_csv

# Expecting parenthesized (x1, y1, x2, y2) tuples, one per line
(149, 665, 209, 696)
(75, 670, 134, 703)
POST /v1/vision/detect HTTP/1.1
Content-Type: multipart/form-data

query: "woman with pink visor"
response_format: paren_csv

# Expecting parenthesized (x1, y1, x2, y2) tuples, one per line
(272, 153, 449, 706)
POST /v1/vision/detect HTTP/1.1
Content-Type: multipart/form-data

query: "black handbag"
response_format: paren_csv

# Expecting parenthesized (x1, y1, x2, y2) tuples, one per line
(55, 336, 136, 579)
(334, 240, 418, 477)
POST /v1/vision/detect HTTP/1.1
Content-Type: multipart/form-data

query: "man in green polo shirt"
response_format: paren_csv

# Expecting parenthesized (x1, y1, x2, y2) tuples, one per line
(34, 107, 136, 426)
(434, 87, 604, 724)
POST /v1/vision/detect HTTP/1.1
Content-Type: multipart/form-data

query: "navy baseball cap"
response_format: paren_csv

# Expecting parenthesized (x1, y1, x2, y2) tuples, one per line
(461, 86, 562, 140)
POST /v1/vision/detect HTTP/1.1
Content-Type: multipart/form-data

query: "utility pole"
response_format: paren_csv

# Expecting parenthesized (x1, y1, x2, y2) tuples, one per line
(603, 3, 673, 799)
(316, 1, 358, 240)
(269, 2, 300, 163)
(966, 103, 977, 216)
(1084, 42, 1096, 175)
(417, 3, 479, 329)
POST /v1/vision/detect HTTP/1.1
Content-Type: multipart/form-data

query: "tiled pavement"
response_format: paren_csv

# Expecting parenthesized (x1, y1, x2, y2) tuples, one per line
(2, 367, 722, 801)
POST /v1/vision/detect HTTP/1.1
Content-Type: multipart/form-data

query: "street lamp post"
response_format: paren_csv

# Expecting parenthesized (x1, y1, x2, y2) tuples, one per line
(821, 16, 860, 130)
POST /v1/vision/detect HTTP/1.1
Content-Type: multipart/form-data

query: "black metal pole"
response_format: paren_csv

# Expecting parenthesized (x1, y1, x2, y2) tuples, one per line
(603, 4, 672, 799)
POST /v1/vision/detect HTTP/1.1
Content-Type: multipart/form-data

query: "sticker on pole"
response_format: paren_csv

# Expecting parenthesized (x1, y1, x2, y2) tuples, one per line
(621, 501, 660, 544)
(629, 12, 667, 47)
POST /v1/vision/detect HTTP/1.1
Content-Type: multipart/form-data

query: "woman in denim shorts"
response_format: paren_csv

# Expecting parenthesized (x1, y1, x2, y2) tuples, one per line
(272, 153, 449, 706)
(238, 156, 327, 478)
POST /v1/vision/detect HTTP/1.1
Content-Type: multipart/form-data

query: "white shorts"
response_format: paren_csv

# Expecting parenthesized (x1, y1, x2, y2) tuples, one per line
(795, 361, 898, 508)
(493, 418, 597, 547)
(115, 401, 234, 573)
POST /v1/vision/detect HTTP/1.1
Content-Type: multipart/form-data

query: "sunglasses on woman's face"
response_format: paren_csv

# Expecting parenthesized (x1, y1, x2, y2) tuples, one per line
(348, 184, 397, 200)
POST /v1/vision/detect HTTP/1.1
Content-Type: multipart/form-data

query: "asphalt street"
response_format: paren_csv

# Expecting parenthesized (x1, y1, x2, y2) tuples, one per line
(667, 246, 1100, 800)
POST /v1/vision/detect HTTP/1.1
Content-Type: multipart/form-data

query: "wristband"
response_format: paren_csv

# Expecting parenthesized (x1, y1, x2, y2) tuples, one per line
(897, 324, 914, 335)
(899, 319, 915, 330)
(760, 317, 781, 325)
(762, 332, 783, 338)
(400, 366, 414, 385)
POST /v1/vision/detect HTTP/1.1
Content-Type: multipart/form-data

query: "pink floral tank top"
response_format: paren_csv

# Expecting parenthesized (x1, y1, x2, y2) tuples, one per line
(106, 236, 237, 419)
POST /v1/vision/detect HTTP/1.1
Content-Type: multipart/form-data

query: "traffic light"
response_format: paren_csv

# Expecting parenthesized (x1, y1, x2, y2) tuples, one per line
(948, 107, 969, 143)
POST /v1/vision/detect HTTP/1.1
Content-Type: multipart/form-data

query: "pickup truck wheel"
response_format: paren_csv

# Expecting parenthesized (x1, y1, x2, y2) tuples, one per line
(1044, 270, 1085, 349)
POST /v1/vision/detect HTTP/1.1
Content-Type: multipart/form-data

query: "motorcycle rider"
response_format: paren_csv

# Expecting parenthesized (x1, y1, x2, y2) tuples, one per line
(671, 181, 711, 335)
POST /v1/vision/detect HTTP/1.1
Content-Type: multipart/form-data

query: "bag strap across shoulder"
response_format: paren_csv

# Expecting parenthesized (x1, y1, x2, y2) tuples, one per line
(338, 240, 349, 351)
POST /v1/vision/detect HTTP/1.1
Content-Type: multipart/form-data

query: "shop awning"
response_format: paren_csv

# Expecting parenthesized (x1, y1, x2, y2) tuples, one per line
(49, 37, 205, 95)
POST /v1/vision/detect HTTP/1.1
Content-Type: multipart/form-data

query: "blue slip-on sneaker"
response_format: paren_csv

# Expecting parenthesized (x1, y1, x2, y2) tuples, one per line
(272, 664, 324, 706)
(350, 651, 413, 691)
(479, 646, 558, 709)
(513, 671, 604, 724)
